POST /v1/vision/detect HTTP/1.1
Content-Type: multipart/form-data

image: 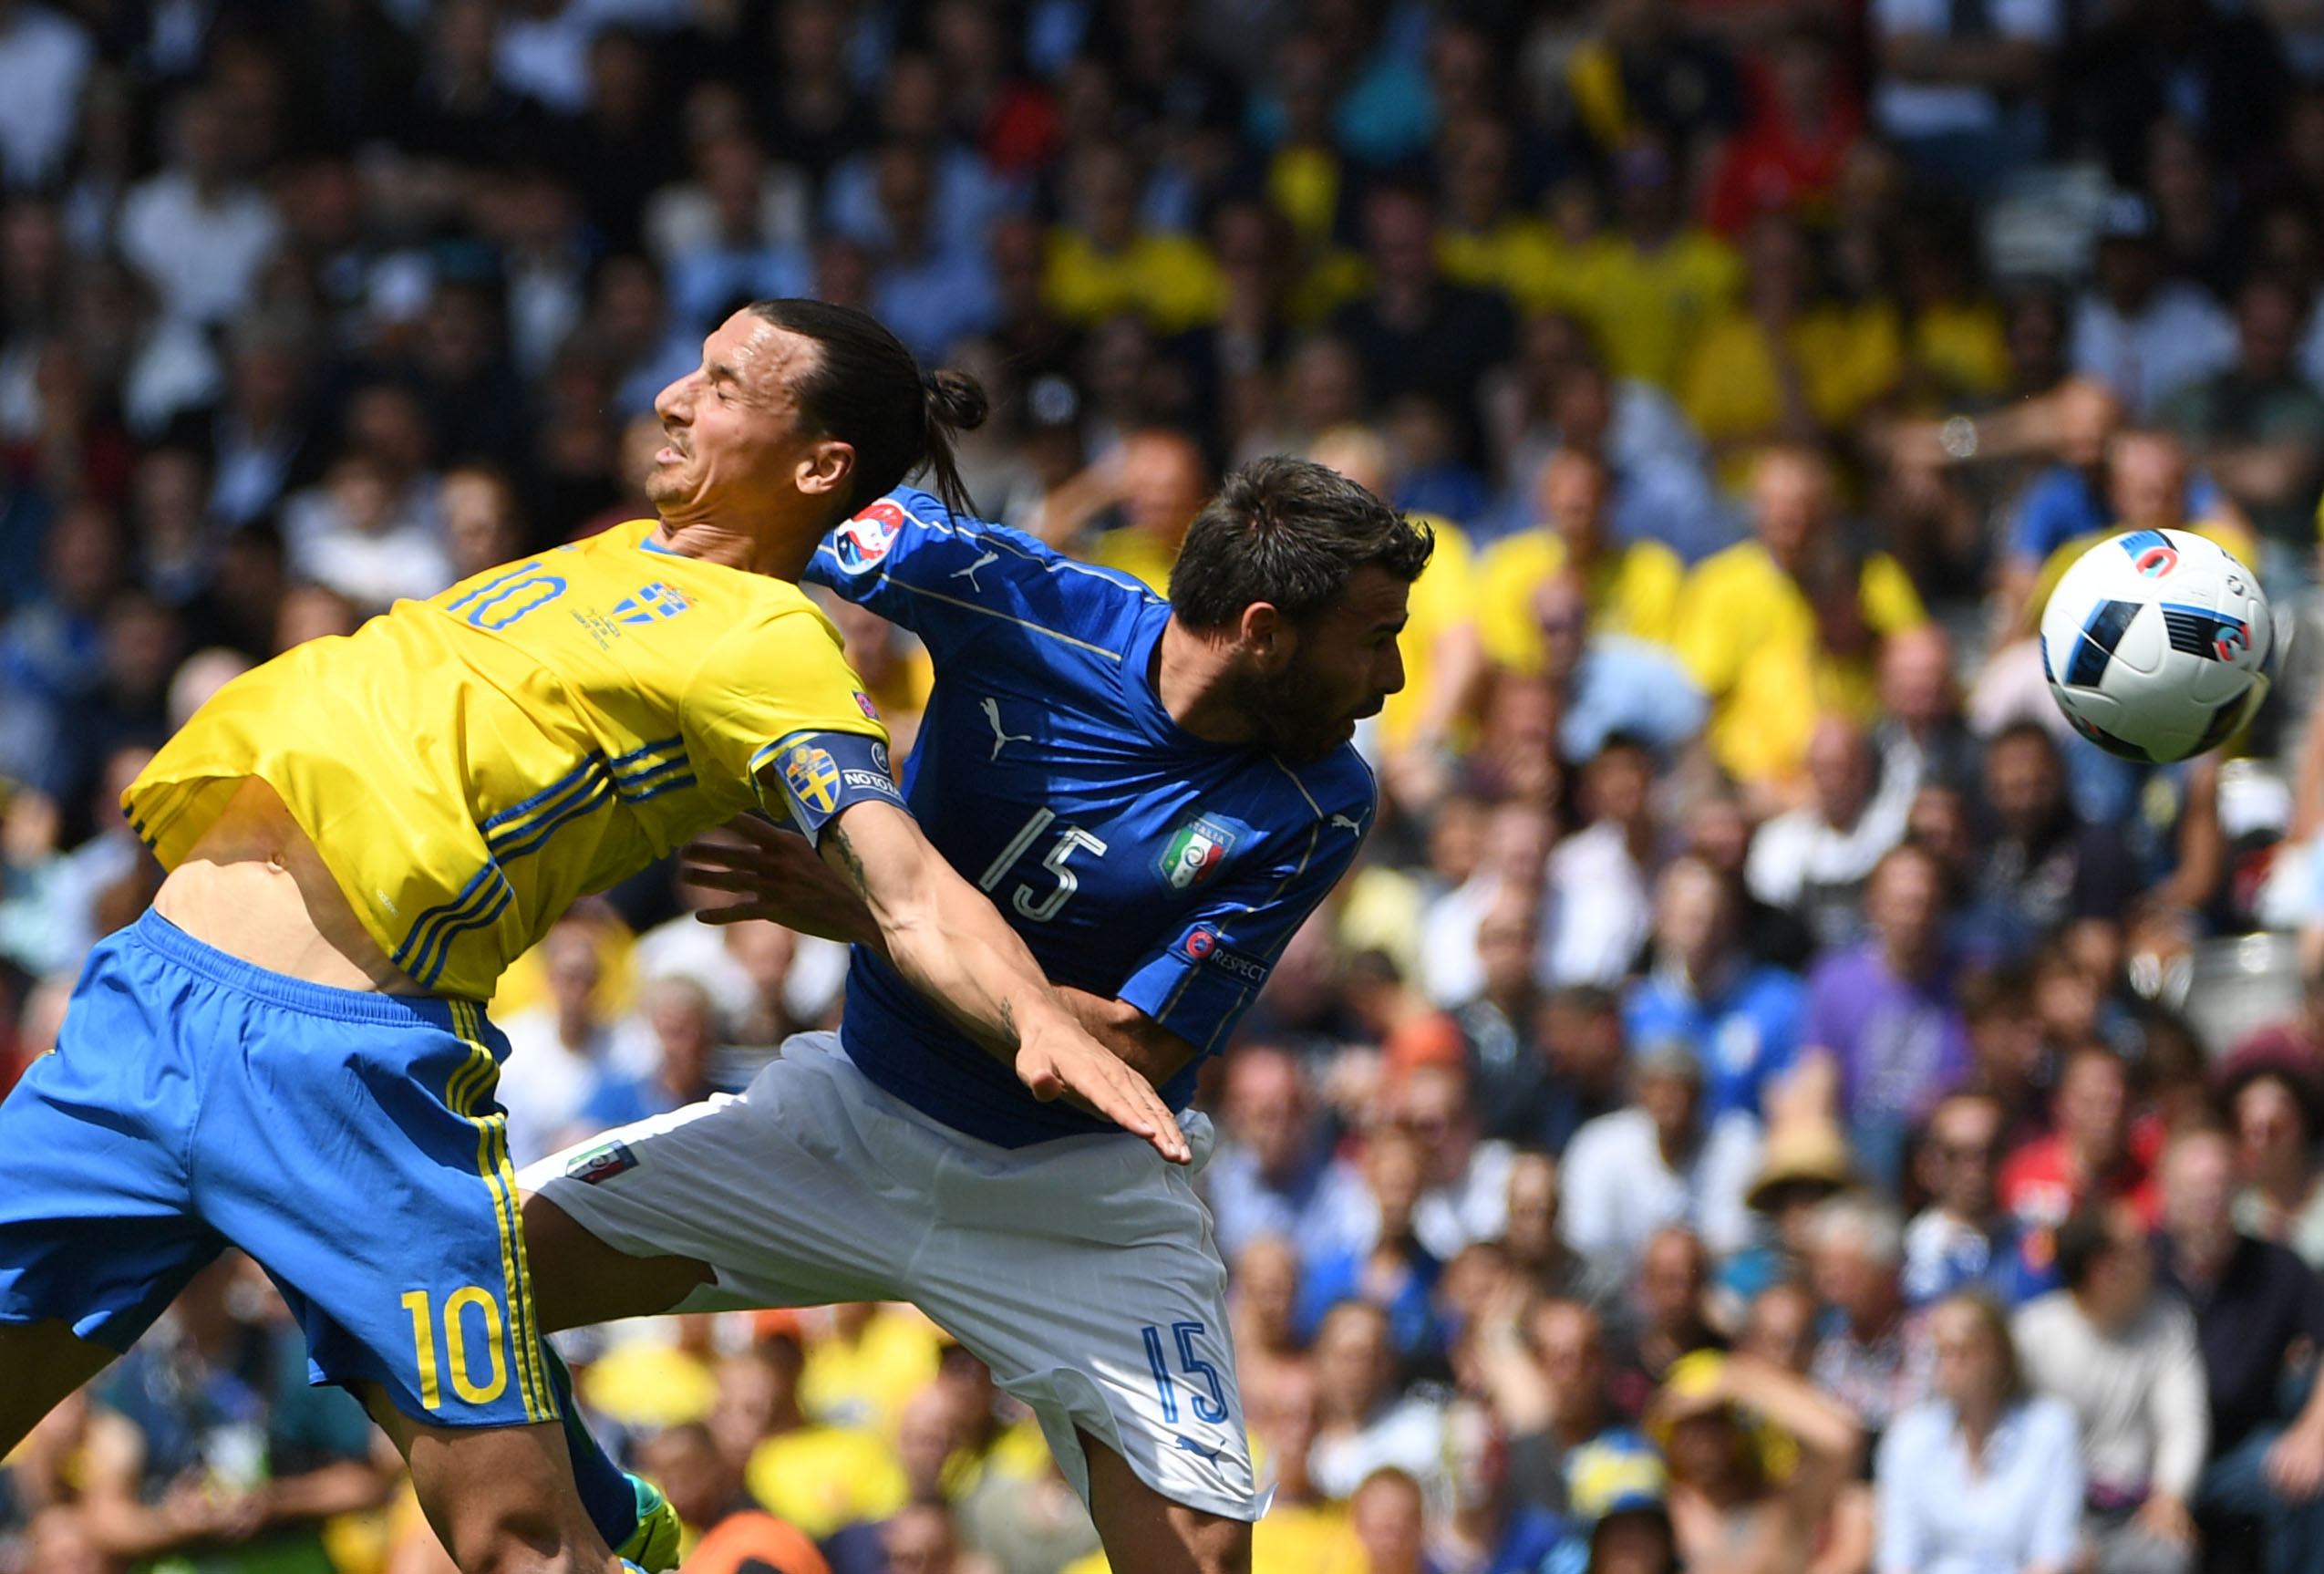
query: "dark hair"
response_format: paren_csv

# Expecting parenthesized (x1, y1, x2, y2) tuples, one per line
(1957, 962, 2032, 1024)
(2052, 1206, 2120, 1292)
(1988, 718, 2061, 763)
(1168, 456, 1432, 631)
(745, 298, 988, 518)
(1545, 983, 1620, 1018)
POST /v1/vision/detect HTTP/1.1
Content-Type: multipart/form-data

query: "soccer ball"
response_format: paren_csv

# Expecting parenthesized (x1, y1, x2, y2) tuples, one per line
(2039, 528, 2274, 763)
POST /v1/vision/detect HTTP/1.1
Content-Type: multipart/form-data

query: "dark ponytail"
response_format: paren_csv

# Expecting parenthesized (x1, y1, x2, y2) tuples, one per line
(745, 298, 989, 518)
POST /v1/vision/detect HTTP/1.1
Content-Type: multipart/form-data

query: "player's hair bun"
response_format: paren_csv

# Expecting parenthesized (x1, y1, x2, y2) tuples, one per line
(922, 368, 990, 435)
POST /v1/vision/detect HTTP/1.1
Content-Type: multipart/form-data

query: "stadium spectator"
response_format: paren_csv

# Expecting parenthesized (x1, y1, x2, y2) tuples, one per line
(2222, 1036, 2324, 1267)
(1611, 1228, 1731, 1416)
(2158, 274, 2324, 586)
(1330, 182, 1516, 467)
(1647, 1351, 1864, 1574)
(1310, 1300, 1452, 1503)
(1206, 1042, 1369, 1268)
(1868, 624, 1978, 803)
(494, 917, 621, 1166)
(1875, 1292, 2084, 1574)
(2155, 1127, 2324, 1569)
(80, 1255, 398, 1574)
(114, 88, 282, 329)
(1491, 1296, 1625, 1495)
(2071, 196, 2237, 421)
(1389, 1056, 1515, 1262)
(1539, 736, 1656, 989)
(580, 975, 720, 1129)
(1903, 1091, 2052, 1309)
(1803, 842, 1973, 1188)
(1999, 1043, 2160, 1241)
(1477, 449, 1683, 676)
(1561, 1045, 1762, 1279)
(1533, 572, 1709, 773)
(1746, 718, 1909, 955)
(2015, 1206, 2209, 1574)
(1968, 720, 2139, 958)
(1808, 1196, 1933, 1444)
(1624, 854, 1807, 1123)
(1297, 1124, 1446, 1359)
(1567, 136, 1740, 396)
(1678, 449, 1926, 802)
(1679, 212, 1900, 491)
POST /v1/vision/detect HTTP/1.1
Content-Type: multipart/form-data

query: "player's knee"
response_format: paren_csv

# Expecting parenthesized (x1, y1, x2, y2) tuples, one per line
(400, 1433, 610, 1574)
(438, 1497, 601, 1574)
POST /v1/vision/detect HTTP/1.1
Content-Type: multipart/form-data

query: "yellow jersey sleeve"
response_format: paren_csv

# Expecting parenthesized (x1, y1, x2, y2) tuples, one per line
(1479, 532, 1565, 673)
(683, 604, 891, 821)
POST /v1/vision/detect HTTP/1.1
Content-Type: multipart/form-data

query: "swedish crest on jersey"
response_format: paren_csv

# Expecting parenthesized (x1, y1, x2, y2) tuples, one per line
(1160, 814, 1238, 890)
(611, 582, 690, 625)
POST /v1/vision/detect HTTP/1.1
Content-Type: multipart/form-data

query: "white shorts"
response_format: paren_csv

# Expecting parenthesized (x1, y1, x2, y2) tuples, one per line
(521, 1032, 1261, 1521)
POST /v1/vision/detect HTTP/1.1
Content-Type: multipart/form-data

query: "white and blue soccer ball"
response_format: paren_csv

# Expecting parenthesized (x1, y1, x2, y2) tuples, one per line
(2039, 528, 2274, 763)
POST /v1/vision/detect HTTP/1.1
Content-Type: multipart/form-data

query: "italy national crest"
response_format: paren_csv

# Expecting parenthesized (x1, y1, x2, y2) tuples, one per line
(780, 741, 842, 815)
(1160, 815, 1237, 890)
(564, 1139, 637, 1185)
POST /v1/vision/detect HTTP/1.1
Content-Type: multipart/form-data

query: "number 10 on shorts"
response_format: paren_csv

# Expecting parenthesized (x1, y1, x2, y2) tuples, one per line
(401, 1287, 511, 1409)
(1141, 1320, 1229, 1424)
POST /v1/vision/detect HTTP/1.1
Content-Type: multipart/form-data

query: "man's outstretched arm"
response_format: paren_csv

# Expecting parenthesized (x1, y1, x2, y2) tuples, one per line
(686, 816, 1203, 1090)
(807, 799, 1190, 1163)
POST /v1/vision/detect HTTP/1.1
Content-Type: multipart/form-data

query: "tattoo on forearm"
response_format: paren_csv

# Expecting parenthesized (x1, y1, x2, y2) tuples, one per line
(997, 997, 1017, 1048)
(828, 823, 871, 896)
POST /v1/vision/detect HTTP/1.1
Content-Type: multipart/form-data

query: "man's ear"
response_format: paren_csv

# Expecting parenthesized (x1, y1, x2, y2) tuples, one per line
(796, 438, 856, 502)
(1237, 600, 1297, 673)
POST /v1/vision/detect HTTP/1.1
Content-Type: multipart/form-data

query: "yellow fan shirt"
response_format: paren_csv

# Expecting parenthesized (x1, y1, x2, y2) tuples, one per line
(1477, 533, 1686, 674)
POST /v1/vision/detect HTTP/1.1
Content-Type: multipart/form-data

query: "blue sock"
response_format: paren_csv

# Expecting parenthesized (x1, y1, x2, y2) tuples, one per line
(540, 1339, 643, 1552)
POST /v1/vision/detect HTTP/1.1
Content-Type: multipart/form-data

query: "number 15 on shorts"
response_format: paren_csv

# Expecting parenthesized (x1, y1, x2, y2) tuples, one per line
(1141, 1320, 1230, 1424)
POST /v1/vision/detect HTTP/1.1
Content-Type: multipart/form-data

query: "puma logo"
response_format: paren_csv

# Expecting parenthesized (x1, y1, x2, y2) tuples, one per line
(951, 550, 999, 592)
(1329, 813, 1364, 835)
(981, 697, 1032, 761)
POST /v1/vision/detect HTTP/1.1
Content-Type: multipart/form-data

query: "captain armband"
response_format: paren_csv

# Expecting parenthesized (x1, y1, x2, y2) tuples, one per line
(751, 730, 905, 846)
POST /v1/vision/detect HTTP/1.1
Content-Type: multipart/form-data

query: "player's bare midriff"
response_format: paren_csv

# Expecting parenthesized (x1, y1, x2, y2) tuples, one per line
(152, 776, 429, 995)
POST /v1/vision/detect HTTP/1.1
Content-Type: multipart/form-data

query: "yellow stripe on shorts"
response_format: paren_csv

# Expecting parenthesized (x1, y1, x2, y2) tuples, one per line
(445, 1005, 555, 1424)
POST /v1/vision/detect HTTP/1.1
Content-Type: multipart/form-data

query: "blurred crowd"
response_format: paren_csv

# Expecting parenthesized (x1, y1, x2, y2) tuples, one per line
(25, 0, 2324, 1572)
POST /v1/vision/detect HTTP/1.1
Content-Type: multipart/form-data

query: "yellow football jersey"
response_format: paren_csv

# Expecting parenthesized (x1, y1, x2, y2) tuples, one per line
(127, 520, 886, 1001)
(1478, 531, 1685, 673)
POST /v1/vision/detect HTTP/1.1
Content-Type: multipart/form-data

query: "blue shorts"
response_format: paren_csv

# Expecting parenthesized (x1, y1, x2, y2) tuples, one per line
(0, 910, 560, 1430)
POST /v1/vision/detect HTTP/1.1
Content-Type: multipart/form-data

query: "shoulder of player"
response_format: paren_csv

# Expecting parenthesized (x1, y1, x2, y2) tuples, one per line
(852, 489, 1153, 598)
(1248, 747, 1378, 849)
(674, 575, 852, 696)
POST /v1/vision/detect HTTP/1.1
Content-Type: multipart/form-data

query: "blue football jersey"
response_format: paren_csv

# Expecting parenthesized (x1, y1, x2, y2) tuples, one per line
(803, 488, 1376, 1146)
